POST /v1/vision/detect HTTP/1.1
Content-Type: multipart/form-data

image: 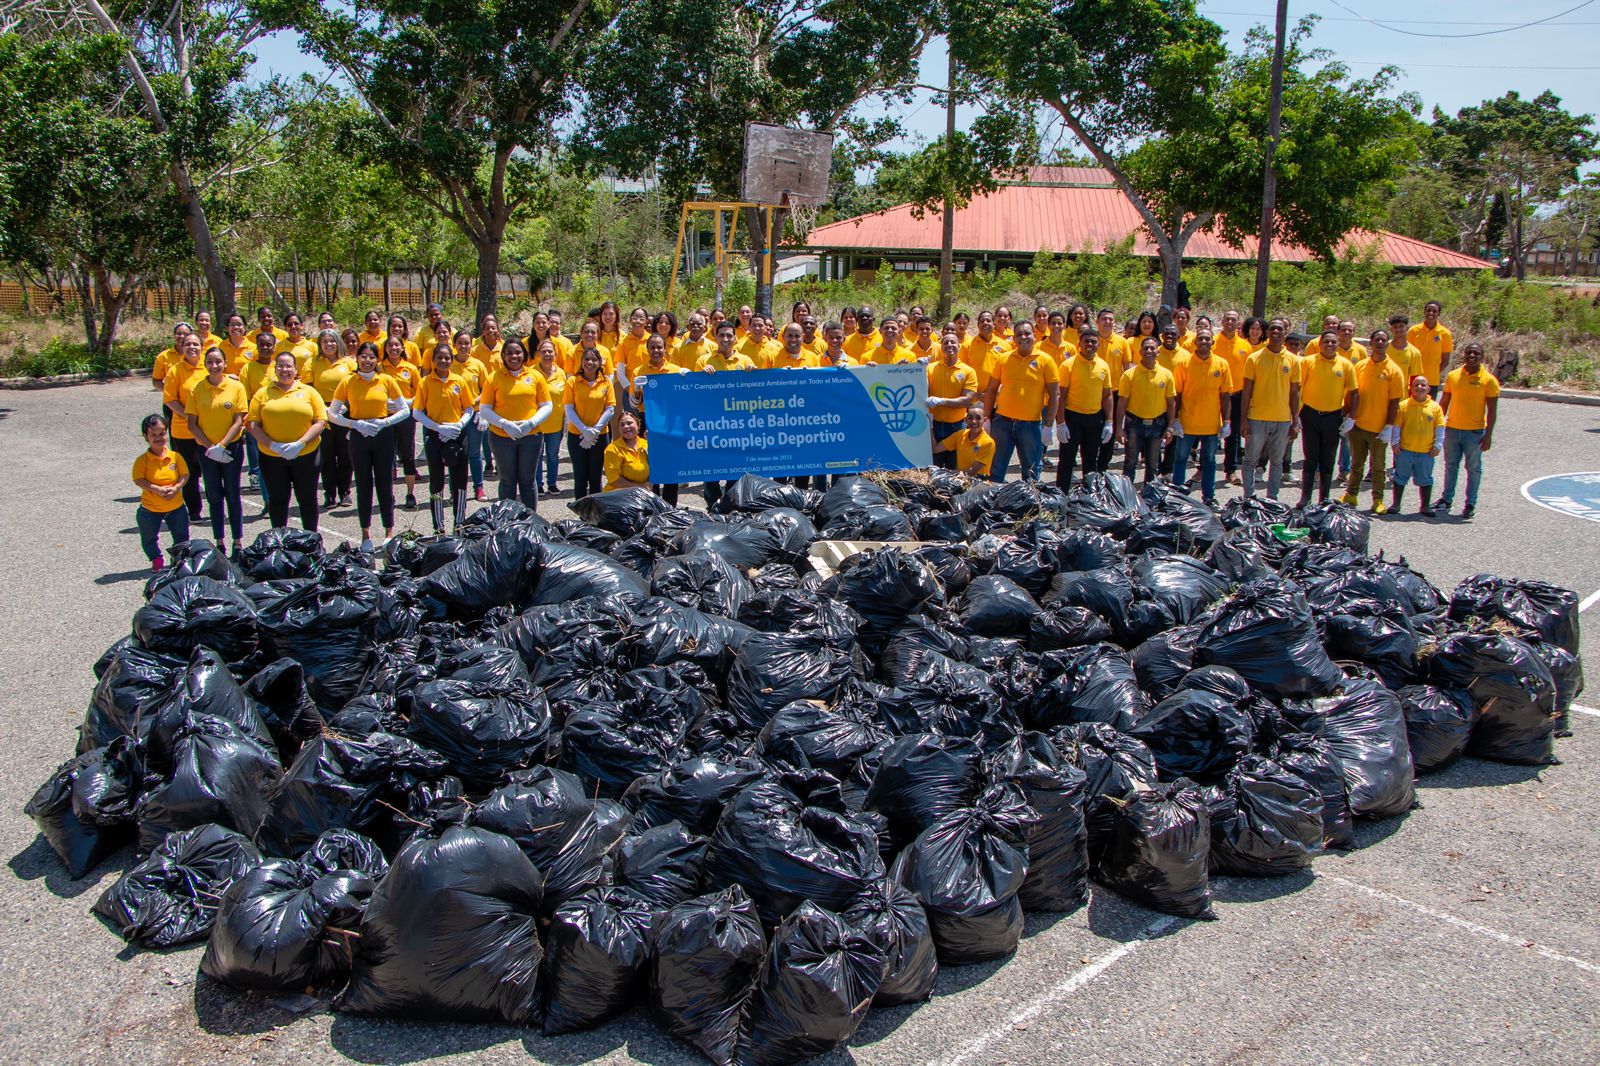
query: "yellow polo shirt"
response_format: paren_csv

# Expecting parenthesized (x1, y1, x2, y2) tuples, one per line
(928, 360, 980, 423)
(1059, 354, 1112, 416)
(333, 372, 406, 420)
(132, 449, 188, 512)
(187, 375, 249, 444)
(1244, 347, 1296, 421)
(481, 366, 552, 436)
(1408, 324, 1455, 385)
(1442, 366, 1499, 430)
(1211, 333, 1254, 394)
(248, 381, 326, 453)
(992, 351, 1058, 421)
(1300, 355, 1357, 413)
(1119, 363, 1177, 420)
(1397, 397, 1445, 453)
(946, 428, 995, 476)
(1173, 353, 1231, 435)
(842, 330, 881, 361)
(1352, 356, 1406, 433)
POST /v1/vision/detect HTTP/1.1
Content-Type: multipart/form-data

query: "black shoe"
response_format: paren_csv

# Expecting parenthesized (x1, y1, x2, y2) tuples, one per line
(339, 493, 351, 507)
(405, 493, 417, 509)
(1462, 504, 1475, 519)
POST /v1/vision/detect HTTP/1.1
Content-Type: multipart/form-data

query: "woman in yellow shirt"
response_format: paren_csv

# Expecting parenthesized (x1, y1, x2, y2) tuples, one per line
(219, 313, 255, 376)
(472, 314, 506, 372)
(412, 344, 479, 533)
(132, 413, 191, 570)
(192, 310, 222, 353)
(597, 301, 622, 352)
(309, 331, 359, 508)
(565, 347, 616, 499)
(185, 346, 249, 556)
(151, 321, 193, 390)
(631, 333, 688, 505)
(281, 313, 317, 372)
(613, 306, 651, 415)
(247, 352, 328, 531)
(534, 339, 568, 496)
(449, 327, 494, 497)
(330, 341, 412, 550)
(384, 314, 422, 367)
(382, 336, 423, 509)
(570, 320, 614, 378)
(357, 309, 385, 350)
(161, 333, 209, 523)
(479, 337, 554, 506)
(603, 412, 650, 491)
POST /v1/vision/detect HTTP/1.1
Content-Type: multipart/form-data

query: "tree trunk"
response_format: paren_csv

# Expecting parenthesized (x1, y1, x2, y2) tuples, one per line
(474, 232, 503, 328)
(382, 270, 392, 312)
(75, 265, 100, 355)
(1159, 245, 1182, 309)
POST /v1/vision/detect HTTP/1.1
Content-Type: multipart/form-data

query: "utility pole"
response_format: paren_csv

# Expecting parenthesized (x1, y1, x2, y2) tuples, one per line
(1251, 0, 1289, 318)
(937, 45, 958, 321)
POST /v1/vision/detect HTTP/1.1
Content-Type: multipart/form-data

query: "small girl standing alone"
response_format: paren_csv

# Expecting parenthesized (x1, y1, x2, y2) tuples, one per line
(131, 413, 191, 571)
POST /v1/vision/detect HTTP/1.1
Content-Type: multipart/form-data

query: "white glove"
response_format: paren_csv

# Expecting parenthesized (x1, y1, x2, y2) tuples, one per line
(204, 445, 233, 464)
(355, 420, 381, 438)
(438, 422, 460, 441)
(275, 440, 302, 460)
(1170, 420, 1185, 438)
(1100, 422, 1114, 444)
(1384, 425, 1400, 446)
(475, 411, 488, 431)
(579, 430, 597, 449)
(1042, 423, 1055, 447)
(1221, 421, 1231, 439)
(1339, 416, 1355, 436)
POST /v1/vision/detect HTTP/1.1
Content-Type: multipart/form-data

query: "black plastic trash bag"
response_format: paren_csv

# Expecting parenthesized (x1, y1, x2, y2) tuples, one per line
(241, 658, 325, 764)
(624, 757, 771, 836)
(1131, 626, 1201, 700)
(1449, 574, 1580, 654)
(726, 631, 857, 731)
(1205, 529, 1273, 584)
(25, 738, 140, 878)
(1534, 641, 1584, 734)
(562, 689, 694, 798)
(650, 885, 767, 1066)
(736, 901, 885, 1066)
(673, 520, 785, 569)
(529, 542, 650, 605)
(468, 766, 609, 914)
(570, 485, 671, 537)
(1395, 684, 1476, 774)
(416, 521, 548, 618)
(1025, 643, 1148, 733)
(433, 641, 532, 689)
(1320, 597, 1418, 687)
(1131, 555, 1229, 624)
(842, 879, 937, 1007)
(614, 821, 709, 907)
(822, 502, 916, 541)
(94, 823, 263, 948)
(132, 575, 259, 662)
(1044, 567, 1134, 631)
(1297, 500, 1371, 552)
(653, 550, 754, 619)
(718, 472, 813, 514)
(756, 699, 890, 780)
(241, 527, 323, 580)
(1272, 732, 1356, 850)
(1139, 482, 1227, 551)
(865, 733, 983, 847)
(1288, 680, 1416, 817)
(1204, 755, 1323, 877)
(706, 779, 885, 926)
(144, 538, 247, 598)
(1425, 631, 1559, 765)
(405, 678, 552, 790)
(1194, 578, 1343, 699)
(496, 595, 633, 685)
(135, 715, 282, 852)
(1056, 722, 1160, 859)
(825, 549, 945, 656)
(200, 859, 376, 991)
(256, 731, 449, 857)
(1093, 780, 1215, 920)
(891, 783, 1037, 964)
(745, 508, 817, 565)
(625, 597, 754, 675)
(739, 588, 861, 647)
(541, 886, 656, 1035)
(988, 733, 1090, 913)
(1127, 687, 1255, 783)
(78, 640, 185, 753)
(257, 562, 384, 709)
(143, 647, 274, 771)
(341, 824, 544, 1024)
(302, 827, 388, 880)
(959, 574, 1042, 637)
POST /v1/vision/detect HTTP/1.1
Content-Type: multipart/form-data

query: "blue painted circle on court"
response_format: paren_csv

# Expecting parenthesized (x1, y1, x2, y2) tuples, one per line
(1522, 472, 1600, 525)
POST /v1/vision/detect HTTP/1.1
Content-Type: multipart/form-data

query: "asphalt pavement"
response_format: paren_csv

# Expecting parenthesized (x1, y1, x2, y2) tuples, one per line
(0, 378, 1595, 1065)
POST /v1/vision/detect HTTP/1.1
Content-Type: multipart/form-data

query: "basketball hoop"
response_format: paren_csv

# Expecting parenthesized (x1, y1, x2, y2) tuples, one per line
(783, 194, 822, 245)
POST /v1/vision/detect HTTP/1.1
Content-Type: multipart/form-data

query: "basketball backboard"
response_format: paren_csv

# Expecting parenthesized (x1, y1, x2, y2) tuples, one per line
(741, 123, 834, 206)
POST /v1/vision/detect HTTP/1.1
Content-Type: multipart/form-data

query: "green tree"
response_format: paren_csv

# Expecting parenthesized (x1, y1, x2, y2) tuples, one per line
(0, 33, 189, 360)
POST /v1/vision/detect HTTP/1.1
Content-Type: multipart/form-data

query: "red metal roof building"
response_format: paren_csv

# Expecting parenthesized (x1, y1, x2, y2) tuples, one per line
(804, 167, 1494, 279)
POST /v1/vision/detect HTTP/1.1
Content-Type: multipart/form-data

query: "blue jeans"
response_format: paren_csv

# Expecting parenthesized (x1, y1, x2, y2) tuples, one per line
(136, 505, 189, 562)
(1440, 427, 1484, 506)
(1337, 434, 1351, 476)
(464, 419, 486, 489)
(1171, 432, 1219, 500)
(991, 415, 1043, 483)
(540, 431, 562, 492)
(1122, 416, 1167, 483)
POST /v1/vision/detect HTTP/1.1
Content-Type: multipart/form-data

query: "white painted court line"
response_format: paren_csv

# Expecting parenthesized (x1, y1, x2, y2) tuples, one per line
(1580, 587, 1600, 614)
(1570, 703, 1600, 719)
(936, 914, 1181, 1066)
(1317, 872, 1600, 976)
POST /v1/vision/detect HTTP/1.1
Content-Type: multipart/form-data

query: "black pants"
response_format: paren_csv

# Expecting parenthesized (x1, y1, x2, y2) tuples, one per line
(1057, 410, 1104, 492)
(703, 479, 735, 506)
(424, 429, 470, 532)
(654, 483, 680, 505)
(1223, 392, 1243, 474)
(172, 437, 204, 518)
(261, 449, 320, 530)
(393, 417, 418, 477)
(321, 423, 352, 502)
(1299, 407, 1343, 503)
(348, 425, 397, 530)
(199, 441, 244, 544)
(490, 432, 541, 506)
(568, 432, 606, 499)
(1123, 416, 1166, 483)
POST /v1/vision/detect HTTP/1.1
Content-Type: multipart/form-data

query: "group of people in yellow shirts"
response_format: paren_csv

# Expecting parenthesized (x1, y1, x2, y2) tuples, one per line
(134, 295, 1498, 569)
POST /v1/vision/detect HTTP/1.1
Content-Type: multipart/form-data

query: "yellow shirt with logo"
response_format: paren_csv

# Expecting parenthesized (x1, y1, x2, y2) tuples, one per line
(382, 360, 422, 401)
(567, 373, 616, 435)
(248, 381, 327, 452)
(695, 350, 754, 373)
(417, 368, 479, 425)
(220, 337, 255, 377)
(1408, 324, 1455, 385)
(1173, 353, 1232, 435)
(132, 449, 188, 512)
(1096, 334, 1131, 383)
(1385, 342, 1423, 383)
(961, 334, 1012, 392)
(162, 360, 208, 440)
(1397, 397, 1446, 453)
(187, 375, 249, 444)
(992, 351, 1058, 421)
(604, 438, 650, 490)
(1352, 356, 1406, 433)
(676, 336, 715, 369)
(928, 361, 980, 423)
(842, 329, 881, 362)
(1211, 333, 1254, 395)
(1442, 366, 1499, 430)
(306, 355, 356, 403)
(1244, 347, 1297, 421)
(737, 337, 781, 369)
(1300, 355, 1357, 413)
(945, 428, 995, 476)
(1119, 363, 1177, 421)
(538, 364, 569, 434)
(333, 372, 406, 420)
(1058, 354, 1112, 416)
(481, 366, 552, 435)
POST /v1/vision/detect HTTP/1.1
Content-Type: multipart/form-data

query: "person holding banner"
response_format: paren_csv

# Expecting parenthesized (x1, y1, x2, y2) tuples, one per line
(983, 322, 1058, 483)
(927, 332, 979, 469)
(818, 323, 854, 368)
(566, 348, 616, 500)
(931, 405, 996, 478)
(603, 412, 651, 491)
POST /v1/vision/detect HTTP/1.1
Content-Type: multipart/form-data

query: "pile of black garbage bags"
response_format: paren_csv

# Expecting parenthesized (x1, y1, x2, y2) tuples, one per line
(27, 471, 1584, 1065)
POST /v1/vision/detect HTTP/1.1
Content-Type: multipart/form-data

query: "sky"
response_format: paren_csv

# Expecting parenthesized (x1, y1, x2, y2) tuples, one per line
(250, 0, 1600, 162)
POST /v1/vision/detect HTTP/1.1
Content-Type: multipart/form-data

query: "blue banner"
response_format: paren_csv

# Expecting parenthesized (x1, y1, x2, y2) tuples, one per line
(638, 364, 933, 482)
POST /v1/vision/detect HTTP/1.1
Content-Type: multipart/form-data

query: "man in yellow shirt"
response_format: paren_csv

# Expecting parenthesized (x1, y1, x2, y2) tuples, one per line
(769, 323, 814, 369)
(676, 312, 715, 369)
(736, 317, 779, 368)
(906, 316, 941, 362)
(842, 306, 881, 361)
(1341, 327, 1406, 512)
(817, 323, 854, 368)
(928, 332, 979, 468)
(1053, 330, 1113, 491)
(1408, 300, 1454, 397)
(982, 322, 1058, 483)
(961, 310, 1011, 393)
(1116, 337, 1178, 484)
(868, 318, 908, 364)
(697, 321, 754, 372)
(1384, 313, 1423, 381)
(1298, 329, 1358, 506)
(1436, 341, 1498, 518)
(1239, 318, 1301, 500)
(932, 406, 997, 479)
(1212, 310, 1251, 485)
(801, 316, 826, 357)
(1390, 375, 1446, 517)
(1171, 329, 1232, 504)
(1302, 315, 1341, 357)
